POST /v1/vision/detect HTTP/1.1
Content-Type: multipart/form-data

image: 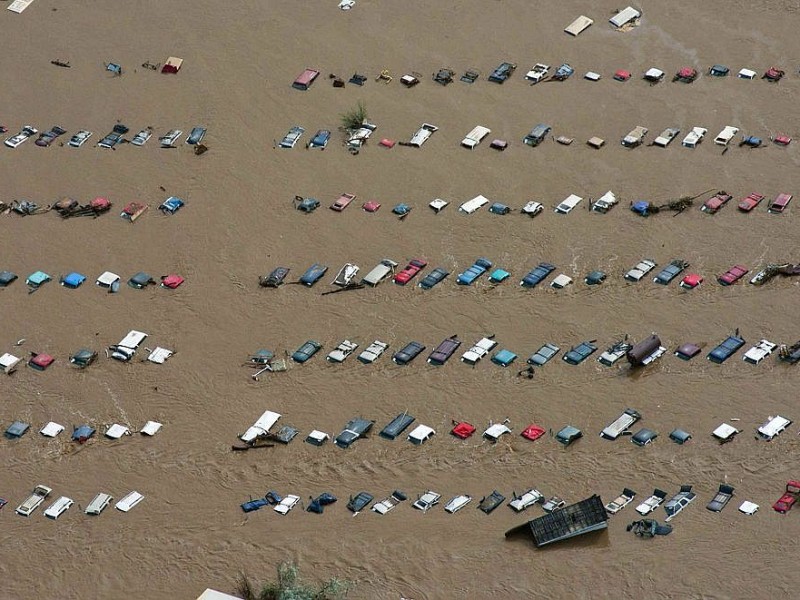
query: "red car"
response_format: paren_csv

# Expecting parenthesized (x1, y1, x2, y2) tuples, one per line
(773, 480, 800, 514)
(717, 264, 749, 286)
(773, 134, 792, 146)
(394, 259, 428, 285)
(738, 192, 764, 212)
(521, 424, 546, 441)
(362, 201, 381, 213)
(701, 192, 732, 214)
(768, 193, 793, 214)
(613, 69, 631, 81)
(679, 273, 703, 289)
(451, 421, 476, 439)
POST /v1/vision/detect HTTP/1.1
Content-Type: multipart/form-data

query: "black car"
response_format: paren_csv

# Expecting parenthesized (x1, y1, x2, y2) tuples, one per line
(478, 490, 506, 514)
(97, 124, 129, 149)
(347, 491, 374, 513)
(35, 125, 67, 147)
(392, 341, 426, 365)
(418, 267, 449, 289)
(488, 62, 517, 83)
(380, 413, 415, 440)
(260, 266, 290, 288)
(334, 417, 374, 449)
(520, 263, 556, 288)
(631, 428, 658, 447)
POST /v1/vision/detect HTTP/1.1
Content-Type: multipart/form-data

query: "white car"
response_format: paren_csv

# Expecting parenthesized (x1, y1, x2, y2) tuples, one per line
(461, 337, 498, 365)
(483, 422, 511, 442)
(521, 201, 544, 217)
(682, 126, 707, 148)
(357, 340, 389, 364)
(444, 494, 472, 513)
(131, 128, 152, 146)
(371, 491, 406, 515)
(327, 340, 359, 363)
(274, 494, 301, 515)
(743, 340, 777, 365)
(85, 493, 113, 515)
(44, 496, 73, 519)
(525, 63, 550, 83)
(653, 127, 680, 147)
(508, 488, 544, 512)
(714, 125, 739, 146)
(624, 259, 657, 282)
(115, 491, 144, 512)
(16, 485, 52, 516)
(412, 490, 441, 512)
(68, 130, 93, 148)
(4, 125, 38, 148)
(159, 129, 183, 147)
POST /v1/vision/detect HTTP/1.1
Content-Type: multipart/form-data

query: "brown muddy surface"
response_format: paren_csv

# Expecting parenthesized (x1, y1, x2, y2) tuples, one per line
(2, 1, 800, 598)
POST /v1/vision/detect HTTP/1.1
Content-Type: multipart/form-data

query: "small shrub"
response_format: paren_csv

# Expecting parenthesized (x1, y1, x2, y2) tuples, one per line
(236, 562, 351, 600)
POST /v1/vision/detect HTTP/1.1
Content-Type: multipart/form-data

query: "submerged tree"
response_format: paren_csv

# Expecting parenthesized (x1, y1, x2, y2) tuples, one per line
(340, 101, 368, 132)
(236, 562, 351, 600)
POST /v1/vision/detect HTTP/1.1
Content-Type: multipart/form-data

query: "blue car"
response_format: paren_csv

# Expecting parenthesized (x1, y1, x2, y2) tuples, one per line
(307, 129, 331, 149)
(488, 62, 516, 83)
(241, 497, 269, 513)
(563, 341, 598, 365)
(707, 334, 746, 364)
(457, 258, 492, 285)
(520, 263, 556, 288)
(292, 340, 322, 363)
(299, 263, 328, 286)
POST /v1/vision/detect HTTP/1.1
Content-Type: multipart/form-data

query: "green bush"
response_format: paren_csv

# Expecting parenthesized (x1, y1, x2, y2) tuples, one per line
(340, 101, 368, 132)
(236, 562, 350, 600)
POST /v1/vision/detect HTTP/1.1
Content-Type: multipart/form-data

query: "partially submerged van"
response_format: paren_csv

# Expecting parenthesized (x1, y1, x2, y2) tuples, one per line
(554, 194, 583, 214)
(459, 195, 490, 214)
(714, 126, 739, 145)
(622, 126, 648, 148)
(408, 123, 439, 147)
(757, 416, 791, 441)
(85, 493, 113, 515)
(461, 125, 491, 149)
(292, 68, 320, 90)
(361, 258, 398, 286)
(523, 124, 551, 147)
(601, 408, 641, 440)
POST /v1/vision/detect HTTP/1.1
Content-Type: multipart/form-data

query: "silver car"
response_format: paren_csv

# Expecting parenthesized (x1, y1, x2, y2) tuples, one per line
(68, 130, 93, 147)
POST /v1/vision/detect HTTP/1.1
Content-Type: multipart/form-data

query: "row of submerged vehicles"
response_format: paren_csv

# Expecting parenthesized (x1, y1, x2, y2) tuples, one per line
(259, 254, 798, 293)
(276, 327, 799, 370)
(2, 123, 206, 149)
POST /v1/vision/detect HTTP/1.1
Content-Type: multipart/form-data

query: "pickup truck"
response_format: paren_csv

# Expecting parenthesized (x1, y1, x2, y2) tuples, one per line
(16, 485, 52, 516)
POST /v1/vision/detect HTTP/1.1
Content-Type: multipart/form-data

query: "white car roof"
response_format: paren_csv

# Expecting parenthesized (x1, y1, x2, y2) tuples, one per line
(141, 421, 163, 436)
(241, 410, 281, 443)
(116, 491, 144, 512)
(96, 271, 121, 286)
(712, 423, 739, 439)
(408, 424, 435, 443)
(40, 422, 65, 437)
(484, 423, 511, 438)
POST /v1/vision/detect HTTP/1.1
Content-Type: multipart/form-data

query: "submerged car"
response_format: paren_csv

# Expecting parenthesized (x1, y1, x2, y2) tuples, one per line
(4, 125, 38, 148)
(131, 128, 152, 146)
(418, 267, 450, 289)
(527, 342, 560, 366)
(159, 129, 183, 147)
(653, 260, 689, 285)
(412, 490, 441, 512)
(488, 62, 516, 83)
(186, 126, 207, 145)
(35, 126, 67, 147)
(624, 259, 657, 282)
(563, 341, 597, 365)
(718, 265, 749, 286)
(68, 129, 93, 148)
(394, 259, 427, 285)
(334, 418, 374, 449)
(291, 340, 322, 363)
(98, 124, 129, 149)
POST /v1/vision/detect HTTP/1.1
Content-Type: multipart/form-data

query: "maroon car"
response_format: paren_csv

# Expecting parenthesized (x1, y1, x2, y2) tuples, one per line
(718, 264, 749, 286)
(768, 193, 793, 214)
(35, 125, 67, 147)
(738, 192, 765, 212)
(773, 480, 800, 514)
(701, 192, 732, 214)
(394, 259, 427, 285)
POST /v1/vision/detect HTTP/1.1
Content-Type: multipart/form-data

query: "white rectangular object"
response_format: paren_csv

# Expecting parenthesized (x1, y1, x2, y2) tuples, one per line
(147, 347, 174, 364)
(85, 493, 113, 515)
(654, 127, 680, 147)
(274, 494, 300, 514)
(118, 330, 148, 349)
(8, 0, 36, 13)
(105, 424, 131, 439)
(462, 337, 498, 365)
(141, 421, 163, 436)
(714, 126, 739, 145)
(610, 6, 641, 28)
(444, 494, 472, 513)
(551, 274, 573, 288)
(115, 491, 144, 512)
(461, 126, 491, 149)
(682, 127, 707, 148)
(96, 271, 121, 288)
(712, 423, 739, 441)
(0, 353, 21, 374)
(554, 194, 583, 214)
(757, 415, 791, 440)
(565, 15, 593, 36)
(584, 71, 601, 81)
(407, 424, 435, 445)
(40, 422, 65, 437)
(429, 198, 449, 213)
(240, 410, 281, 443)
(459, 195, 490, 214)
(743, 340, 776, 365)
(738, 68, 757, 79)
(592, 190, 617, 213)
(738, 501, 759, 515)
(408, 123, 438, 147)
(44, 496, 73, 519)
